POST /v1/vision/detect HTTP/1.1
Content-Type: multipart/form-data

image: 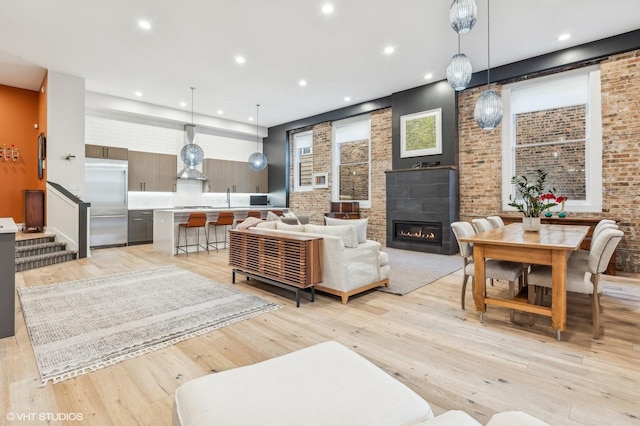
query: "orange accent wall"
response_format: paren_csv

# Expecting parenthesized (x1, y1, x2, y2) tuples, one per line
(0, 84, 45, 223)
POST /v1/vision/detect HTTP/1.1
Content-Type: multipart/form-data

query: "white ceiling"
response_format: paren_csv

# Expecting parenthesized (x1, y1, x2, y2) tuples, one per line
(1, 1, 638, 128)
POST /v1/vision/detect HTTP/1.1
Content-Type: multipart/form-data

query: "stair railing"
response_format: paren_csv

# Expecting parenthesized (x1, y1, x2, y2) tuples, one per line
(46, 182, 90, 258)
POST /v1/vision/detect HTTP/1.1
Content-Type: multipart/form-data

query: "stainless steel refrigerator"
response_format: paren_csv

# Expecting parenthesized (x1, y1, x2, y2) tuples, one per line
(85, 158, 128, 247)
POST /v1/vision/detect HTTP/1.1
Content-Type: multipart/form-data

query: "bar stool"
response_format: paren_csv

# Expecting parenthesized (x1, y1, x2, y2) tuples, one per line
(270, 210, 284, 217)
(236, 210, 262, 225)
(176, 212, 209, 256)
(208, 211, 234, 252)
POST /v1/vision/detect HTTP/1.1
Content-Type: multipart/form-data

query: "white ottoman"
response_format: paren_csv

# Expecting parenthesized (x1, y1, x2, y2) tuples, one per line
(173, 341, 434, 426)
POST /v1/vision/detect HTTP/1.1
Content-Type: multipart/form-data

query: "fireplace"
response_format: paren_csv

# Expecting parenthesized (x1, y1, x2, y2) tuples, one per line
(394, 221, 442, 246)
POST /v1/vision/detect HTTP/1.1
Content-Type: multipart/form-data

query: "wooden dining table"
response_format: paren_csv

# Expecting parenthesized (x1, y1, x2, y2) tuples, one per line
(458, 222, 590, 340)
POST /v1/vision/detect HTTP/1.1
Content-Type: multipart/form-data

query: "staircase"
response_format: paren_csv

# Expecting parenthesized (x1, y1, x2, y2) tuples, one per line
(15, 235, 78, 272)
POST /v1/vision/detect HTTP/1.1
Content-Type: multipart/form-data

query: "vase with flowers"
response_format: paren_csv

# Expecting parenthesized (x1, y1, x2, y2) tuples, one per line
(508, 169, 558, 231)
(555, 196, 568, 217)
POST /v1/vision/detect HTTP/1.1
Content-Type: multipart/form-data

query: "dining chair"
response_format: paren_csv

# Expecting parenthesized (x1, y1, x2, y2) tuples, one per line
(472, 218, 494, 233)
(487, 216, 505, 228)
(451, 221, 526, 315)
(527, 228, 623, 339)
(567, 220, 618, 270)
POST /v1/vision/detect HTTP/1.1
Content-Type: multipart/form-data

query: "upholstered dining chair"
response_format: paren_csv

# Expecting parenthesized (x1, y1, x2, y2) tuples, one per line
(176, 212, 209, 256)
(527, 228, 623, 339)
(487, 216, 505, 228)
(472, 218, 494, 233)
(207, 211, 235, 253)
(567, 220, 618, 270)
(451, 221, 526, 315)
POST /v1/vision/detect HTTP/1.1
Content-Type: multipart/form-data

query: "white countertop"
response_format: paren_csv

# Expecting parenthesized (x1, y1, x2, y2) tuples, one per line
(154, 206, 283, 213)
(0, 218, 18, 234)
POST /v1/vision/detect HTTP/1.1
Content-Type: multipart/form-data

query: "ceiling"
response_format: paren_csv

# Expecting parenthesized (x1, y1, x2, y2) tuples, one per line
(1, 1, 639, 128)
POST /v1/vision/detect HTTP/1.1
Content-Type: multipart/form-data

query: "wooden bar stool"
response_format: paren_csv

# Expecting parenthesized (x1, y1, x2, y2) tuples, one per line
(176, 212, 209, 256)
(208, 211, 234, 252)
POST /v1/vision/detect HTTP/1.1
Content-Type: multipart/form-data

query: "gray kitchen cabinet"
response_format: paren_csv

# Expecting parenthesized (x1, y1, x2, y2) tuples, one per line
(202, 159, 268, 193)
(128, 210, 153, 244)
(85, 144, 128, 160)
(128, 151, 177, 192)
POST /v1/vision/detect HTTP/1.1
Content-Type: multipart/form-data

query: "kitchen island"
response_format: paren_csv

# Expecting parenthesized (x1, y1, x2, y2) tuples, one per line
(153, 207, 286, 256)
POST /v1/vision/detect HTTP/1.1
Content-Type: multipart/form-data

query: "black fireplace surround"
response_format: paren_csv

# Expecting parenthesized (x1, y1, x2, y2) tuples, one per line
(385, 167, 458, 255)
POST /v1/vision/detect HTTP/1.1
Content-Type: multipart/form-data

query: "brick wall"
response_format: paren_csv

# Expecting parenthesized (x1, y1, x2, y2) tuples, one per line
(458, 49, 640, 272)
(289, 108, 392, 245)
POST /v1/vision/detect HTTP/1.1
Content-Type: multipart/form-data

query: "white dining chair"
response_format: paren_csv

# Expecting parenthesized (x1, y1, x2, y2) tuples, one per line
(471, 218, 494, 233)
(487, 216, 505, 228)
(567, 220, 618, 270)
(527, 228, 623, 339)
(451, 221, 525, 316)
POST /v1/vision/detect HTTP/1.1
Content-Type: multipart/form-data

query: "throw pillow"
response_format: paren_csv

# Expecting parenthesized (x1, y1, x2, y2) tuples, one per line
(305, 224, 359, 248)
(280, 217, 300, 225)
(235, 216, 263, 229)
(255, 220, 277, 229)
(283, 211, 300, 224)
(324, 217, 368, 244)
(276, 222, 305, 232)
(266, 211, 282, 222)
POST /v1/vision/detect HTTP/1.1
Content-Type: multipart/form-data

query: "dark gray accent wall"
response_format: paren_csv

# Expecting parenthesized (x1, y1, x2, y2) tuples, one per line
(391, 80, 457, 170)
(0, 231, 16, 338)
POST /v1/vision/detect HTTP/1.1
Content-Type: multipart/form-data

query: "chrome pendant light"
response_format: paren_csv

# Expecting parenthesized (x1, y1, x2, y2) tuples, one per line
(446, 35, 472, 91)
(178, 87, 208, 180)
(449, 0, 477, 35)
(474, 0, 503, 130)
(248, 104, 267, 171)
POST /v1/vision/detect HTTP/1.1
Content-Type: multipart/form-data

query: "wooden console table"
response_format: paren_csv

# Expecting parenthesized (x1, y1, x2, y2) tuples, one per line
(500, 215, 617, 275)
(229, 229, 323, 307)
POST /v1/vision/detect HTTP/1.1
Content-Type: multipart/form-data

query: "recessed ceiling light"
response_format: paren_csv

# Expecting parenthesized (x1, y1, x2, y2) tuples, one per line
(322, 4, 334, 14)
(299, 80, 307, 86)
(138, 20, 151, 30)
(384, 46, 395, 55)
(558, 33, 571, 41)
(344, 96, 351, 102)
(179, 101, 187, 107)
(248, 117, 254, 122)
(235, 56, 246, 64)
(424, 73, 433, 80)
(217, 110, 224, 115)
(134, 91, 142, 97)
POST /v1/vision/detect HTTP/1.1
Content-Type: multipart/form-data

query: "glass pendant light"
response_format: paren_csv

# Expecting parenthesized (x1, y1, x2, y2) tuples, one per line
(474, 0, 503, 130)
(248, 104, 267, 171)
(446, 35, 472, 91)
(449, 0, 477, 35)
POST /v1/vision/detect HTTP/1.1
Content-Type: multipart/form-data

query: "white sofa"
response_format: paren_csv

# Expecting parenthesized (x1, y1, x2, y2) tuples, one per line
(252, 220, 390, 303)
(173, 341, 550, 426)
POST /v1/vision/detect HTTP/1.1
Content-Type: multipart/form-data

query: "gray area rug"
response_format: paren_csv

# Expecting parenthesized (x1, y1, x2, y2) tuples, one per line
(380, 247, 462, 295)
(17, 266, 279, 384)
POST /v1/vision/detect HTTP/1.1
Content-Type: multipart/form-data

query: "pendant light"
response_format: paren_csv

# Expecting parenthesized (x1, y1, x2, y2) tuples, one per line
(474, 0, 503, 130)
(248, 104, 268, 171)
(446, 35, 472, 91)
(178, 87, 208, 180)
(449, 0, 477, 35)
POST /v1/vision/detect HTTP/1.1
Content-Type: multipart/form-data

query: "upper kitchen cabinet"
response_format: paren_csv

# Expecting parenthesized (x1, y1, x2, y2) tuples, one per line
(128, 150, 177, 192)
(203, 159, 268, 193)
(85, 144, 128, 160)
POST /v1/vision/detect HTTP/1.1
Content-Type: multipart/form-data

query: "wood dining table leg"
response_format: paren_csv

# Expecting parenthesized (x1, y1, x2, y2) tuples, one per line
(550, 249, 568, 341)
(472, 244, 487, 322)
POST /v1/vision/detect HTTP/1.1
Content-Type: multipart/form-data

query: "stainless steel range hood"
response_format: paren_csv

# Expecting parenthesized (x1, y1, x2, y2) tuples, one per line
(178, 123, 208, 181)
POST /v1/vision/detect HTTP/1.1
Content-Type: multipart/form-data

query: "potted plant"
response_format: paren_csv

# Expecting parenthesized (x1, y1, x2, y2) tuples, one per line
(508, 169, 558, 231)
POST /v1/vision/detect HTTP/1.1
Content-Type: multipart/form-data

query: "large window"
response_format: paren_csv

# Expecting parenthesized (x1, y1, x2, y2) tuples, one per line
(332, 115, 371, 208)
(501, 67, 602, 212)
(293, 130, 313, 192)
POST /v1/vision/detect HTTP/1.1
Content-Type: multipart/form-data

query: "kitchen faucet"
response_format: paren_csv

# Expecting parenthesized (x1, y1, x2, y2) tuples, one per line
(226, 188, 230, 208)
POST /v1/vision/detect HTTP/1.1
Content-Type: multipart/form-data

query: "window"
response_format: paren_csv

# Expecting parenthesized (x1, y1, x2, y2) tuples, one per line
(293, 130, 313, 192)
(501, 67, 602, 212)
(332, 115, 371, 208)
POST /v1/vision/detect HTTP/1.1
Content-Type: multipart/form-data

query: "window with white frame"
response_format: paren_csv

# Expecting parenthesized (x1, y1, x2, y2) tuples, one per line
(501, 67, 602, 213)
(293, 130, 313, 192)
(332, 115, 371, 208)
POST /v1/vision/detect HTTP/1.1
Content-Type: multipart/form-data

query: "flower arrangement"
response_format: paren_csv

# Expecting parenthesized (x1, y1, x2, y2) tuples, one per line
(508, 169, 558, 217)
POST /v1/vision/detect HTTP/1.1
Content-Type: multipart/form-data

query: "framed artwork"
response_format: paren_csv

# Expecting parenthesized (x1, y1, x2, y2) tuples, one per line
(400, 108, 442, 158)
(313, 172, 329, 189)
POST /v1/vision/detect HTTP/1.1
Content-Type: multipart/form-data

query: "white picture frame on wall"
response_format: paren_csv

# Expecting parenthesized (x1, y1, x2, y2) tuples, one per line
(312, 172, 329, 189)
(400, 108, 442, 158)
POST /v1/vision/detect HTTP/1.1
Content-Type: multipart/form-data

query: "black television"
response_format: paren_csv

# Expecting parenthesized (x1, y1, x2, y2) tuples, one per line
(250, 195, 268, 206)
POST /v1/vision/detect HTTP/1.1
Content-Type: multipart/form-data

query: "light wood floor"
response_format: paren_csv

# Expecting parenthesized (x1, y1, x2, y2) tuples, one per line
(3, 244, 640, 425)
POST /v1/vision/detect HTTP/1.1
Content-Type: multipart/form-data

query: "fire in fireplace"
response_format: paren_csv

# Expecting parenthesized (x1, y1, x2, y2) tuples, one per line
(393, 221, 442, 245)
